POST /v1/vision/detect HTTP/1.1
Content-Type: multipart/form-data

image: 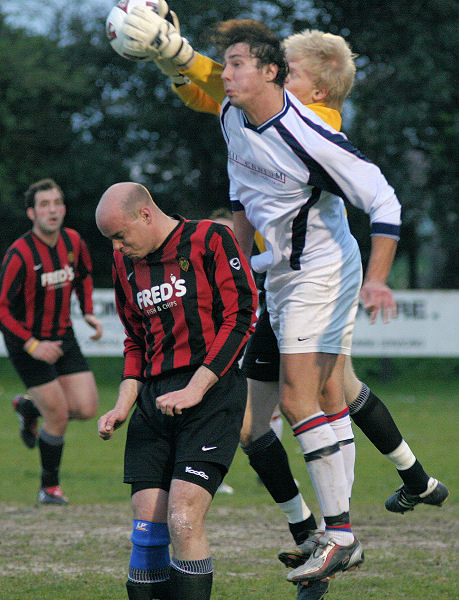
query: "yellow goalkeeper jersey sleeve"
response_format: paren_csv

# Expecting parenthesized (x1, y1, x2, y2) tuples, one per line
(172, 53, 224, 115)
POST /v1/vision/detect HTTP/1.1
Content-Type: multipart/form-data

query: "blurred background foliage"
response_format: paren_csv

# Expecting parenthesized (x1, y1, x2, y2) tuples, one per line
(0, 0, 457, 288)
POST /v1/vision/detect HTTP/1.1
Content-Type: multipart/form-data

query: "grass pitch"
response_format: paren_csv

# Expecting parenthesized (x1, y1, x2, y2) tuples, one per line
(0, 357, 457, 599)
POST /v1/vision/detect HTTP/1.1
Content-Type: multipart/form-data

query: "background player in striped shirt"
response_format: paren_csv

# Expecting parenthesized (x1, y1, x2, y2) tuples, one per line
(95, 182, 257, 600)
(0, 178, 102, 504)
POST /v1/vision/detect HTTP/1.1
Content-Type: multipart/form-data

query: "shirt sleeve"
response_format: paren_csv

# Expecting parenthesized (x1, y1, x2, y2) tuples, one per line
(0, 248, 30, 343)
(176, 52, 226, 104)
(112, 259, 147, 381)
(73, 236, 94, 315)
(173, 81, 221, 115)
(287, 111, 402, 238)
(202, 225, 258, 377)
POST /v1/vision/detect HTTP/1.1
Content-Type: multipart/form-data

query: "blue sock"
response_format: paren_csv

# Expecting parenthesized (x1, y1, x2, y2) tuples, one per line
(128, 520, 170, 583)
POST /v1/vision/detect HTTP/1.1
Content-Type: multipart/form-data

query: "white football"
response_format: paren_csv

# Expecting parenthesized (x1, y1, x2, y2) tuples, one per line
(106, 0, 168, 61)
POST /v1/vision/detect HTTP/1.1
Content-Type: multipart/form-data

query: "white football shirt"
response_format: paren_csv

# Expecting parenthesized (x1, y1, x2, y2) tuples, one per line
(221, 90, 401, 273)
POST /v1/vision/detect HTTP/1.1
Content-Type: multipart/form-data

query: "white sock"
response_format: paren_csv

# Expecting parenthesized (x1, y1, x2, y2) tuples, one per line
(278, 492, 311, 523)
(293, 412, 353, 546)
(327, 409, 355, 499)
(385, 440, 416, 470)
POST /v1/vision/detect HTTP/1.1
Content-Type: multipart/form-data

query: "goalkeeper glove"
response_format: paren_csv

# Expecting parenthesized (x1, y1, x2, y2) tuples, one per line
(153, 56, 190, 86)
(122, 6, 195, 67)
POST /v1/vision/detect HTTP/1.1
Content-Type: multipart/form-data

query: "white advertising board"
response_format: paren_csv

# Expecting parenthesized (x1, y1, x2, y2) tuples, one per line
(1, 289, 458, 358)
(352, 290, 459, 356)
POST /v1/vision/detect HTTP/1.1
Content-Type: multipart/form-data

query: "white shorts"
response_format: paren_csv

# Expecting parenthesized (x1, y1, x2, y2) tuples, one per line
(266, 246, 362, 355)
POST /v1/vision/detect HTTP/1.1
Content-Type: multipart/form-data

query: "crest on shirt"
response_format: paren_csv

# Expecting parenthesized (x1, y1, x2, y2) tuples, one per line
(229, 257, 241, 270)
(178, 257, 190, 272)
(67, 252, 74, 263)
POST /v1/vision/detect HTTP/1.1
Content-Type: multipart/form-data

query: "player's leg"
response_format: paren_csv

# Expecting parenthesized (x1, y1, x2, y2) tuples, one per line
(240, 309, 318, 547)
(281, 351, 364, 583)
(58, 370, 98, 420)
(28, 378, 70, 504)
(280, 351, 352, 543)
(241, 379, 280, 444)
(168, 366, 246, 599)
(270, 249, 364, 583)
(279, 353, 356, 579)
(54, 329, 98, 420)
(242, 377, 318, 546)
(124, 381, 175, 600)
(6, 337, 70, 503)
(6, 340, 43, 449)
(321, 355, 355, 501)
(167, 476, 214, 600)
(128, 486, 171, 600)
(344, 356, 449, 512)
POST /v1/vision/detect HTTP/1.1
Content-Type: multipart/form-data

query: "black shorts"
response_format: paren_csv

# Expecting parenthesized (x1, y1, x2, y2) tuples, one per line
(124, 366, 247, 492)
(5, 328, 90, 388)
(242, 307, 280, 382)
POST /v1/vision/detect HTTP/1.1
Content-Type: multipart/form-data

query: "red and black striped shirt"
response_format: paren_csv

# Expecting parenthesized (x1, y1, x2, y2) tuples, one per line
(0, 228, 94, 344)
(113, 217, 258, 380)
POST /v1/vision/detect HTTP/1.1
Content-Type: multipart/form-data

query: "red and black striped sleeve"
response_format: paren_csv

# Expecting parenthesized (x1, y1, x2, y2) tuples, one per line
(65, 229, 94, 316)
(112, 254, 147, 381)
(0, 246, 30, 343)
(200, 221, 258, 377)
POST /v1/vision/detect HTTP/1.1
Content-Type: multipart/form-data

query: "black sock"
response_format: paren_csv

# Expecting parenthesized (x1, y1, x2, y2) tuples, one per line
(397, 460, 430, 494)
(126, 580, 170, 600)
(289, 514, 318, 545)
(242, 430, 299, 503)
(349, 385, 403, 454)
(38, 430, 64, 488)
(169, 559, 212, 600)
(349, 385, 430, 491)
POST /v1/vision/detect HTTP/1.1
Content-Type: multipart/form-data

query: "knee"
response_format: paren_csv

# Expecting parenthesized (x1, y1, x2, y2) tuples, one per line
(70, 400, 98, 421)
(79, 403, 98, 420)
(129, 520, 170, 571)
(168, 505, 201, 546)
(43, 403, 69, 428)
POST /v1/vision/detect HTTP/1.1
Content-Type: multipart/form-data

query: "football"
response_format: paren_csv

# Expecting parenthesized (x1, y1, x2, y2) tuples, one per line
(106, 0, 168, 61)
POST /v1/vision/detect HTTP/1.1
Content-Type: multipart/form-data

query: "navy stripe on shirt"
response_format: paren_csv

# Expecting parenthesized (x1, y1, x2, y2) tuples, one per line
(274, 121, 348, 199)
(290, 187, 322, 270)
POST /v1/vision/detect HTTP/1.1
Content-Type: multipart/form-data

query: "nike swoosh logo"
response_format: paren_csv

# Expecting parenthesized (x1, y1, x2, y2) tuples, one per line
(202, 445, 217, 451)
(297, 337, 311, 341)
(33, 264, 42, 271)
(127, 272, 134, 280)
(255, 358, 271, 365)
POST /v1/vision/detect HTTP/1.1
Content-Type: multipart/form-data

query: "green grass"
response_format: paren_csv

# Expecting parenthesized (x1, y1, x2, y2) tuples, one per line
(0, 357, 457, 599)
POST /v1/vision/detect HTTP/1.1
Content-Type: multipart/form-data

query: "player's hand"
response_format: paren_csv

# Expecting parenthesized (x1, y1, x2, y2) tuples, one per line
(26, 339, 63, 364)
(156, 387, 203, 416)
(121, 7, 194, 67)
(150, 4, 189, 82)
(360, 280, 397, 324)
(153, 56, 191, 85)
(84, 314, 103, 341)
(97, 409, 126, 441)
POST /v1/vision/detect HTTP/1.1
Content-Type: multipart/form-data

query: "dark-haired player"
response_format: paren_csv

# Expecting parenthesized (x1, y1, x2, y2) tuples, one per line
(0, 178, 102, 504)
